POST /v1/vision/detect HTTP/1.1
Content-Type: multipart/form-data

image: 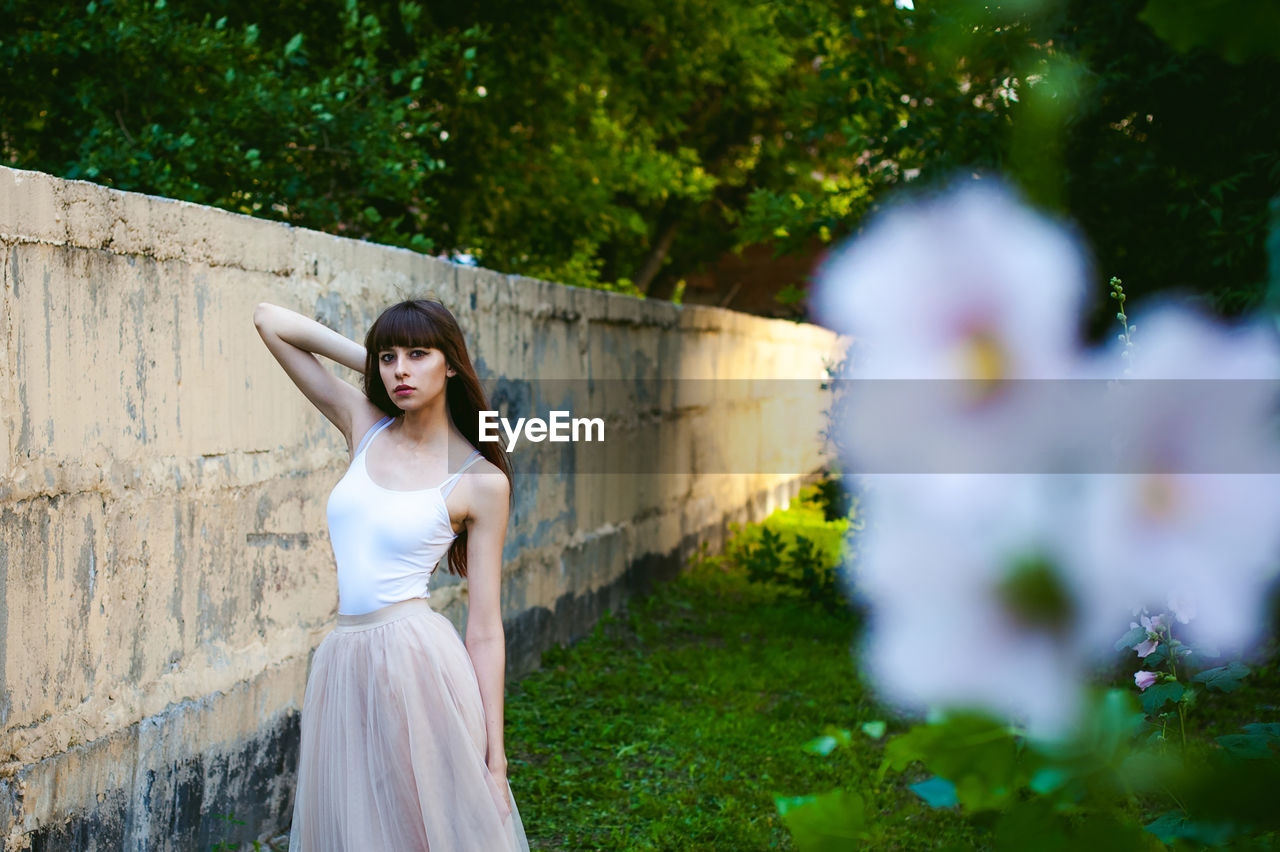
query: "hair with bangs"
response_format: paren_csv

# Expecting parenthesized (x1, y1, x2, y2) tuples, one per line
(362, 299, 512, 579)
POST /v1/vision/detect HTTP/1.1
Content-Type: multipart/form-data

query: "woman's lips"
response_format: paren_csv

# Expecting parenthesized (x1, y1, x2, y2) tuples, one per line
(394, 385, 414, 395)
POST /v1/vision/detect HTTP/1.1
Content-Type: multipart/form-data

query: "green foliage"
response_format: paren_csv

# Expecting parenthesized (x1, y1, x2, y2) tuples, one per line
(1216, 723, 1280, 760)
(747, 0, 1280, 325)
(0, 1, 478, 254)
(715, 484, 853, 611)
(1140, 680, 1185, 716)
(4, 2, 1273, 316)
(838, 688, 1280, 850)
(1144, 810, 1236, 848)
(422, 0, 866, 296)
(775, 789, 867, 852)
(503, 520, 982, 851)
(765, 484, 1280, 850)
(1140, 0, 1280, 63)
(810, 477, 853, 523)
(786, 656, 1280, 852)
(881, 714, 1026, 812)
(781, 689, 1191, 850)
(1115, 604, 1263, 759)
(1110, 277, 1137, 368)
(1193, 662, 1251, 694)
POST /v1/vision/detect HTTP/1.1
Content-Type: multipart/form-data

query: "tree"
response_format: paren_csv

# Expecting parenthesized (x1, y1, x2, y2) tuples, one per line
(423, 0, 856, 298)
(0, 0, 478, 254)
(5, 0, 1274, 322)
(741, 0, 1280, 327)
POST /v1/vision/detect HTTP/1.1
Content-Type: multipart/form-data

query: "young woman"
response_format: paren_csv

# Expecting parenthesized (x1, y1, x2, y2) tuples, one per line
(253, 299, 530, 851)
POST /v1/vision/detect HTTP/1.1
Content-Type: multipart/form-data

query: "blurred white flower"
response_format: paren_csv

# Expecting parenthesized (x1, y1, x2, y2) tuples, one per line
(1134, 671, 1158, 691)
(1080, 305, 1280, 474)
(813, 180, 1092, 474)
(813, 180, 1087, 381)
(856, 475, 1098, 738)
(1069, 308, 1280, 652)
(820, 180, 1280, 740)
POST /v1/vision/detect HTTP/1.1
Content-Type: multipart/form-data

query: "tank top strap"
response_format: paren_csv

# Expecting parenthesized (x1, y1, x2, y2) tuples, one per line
(440, 449, 484, 499)
(354, 416, 395, 458)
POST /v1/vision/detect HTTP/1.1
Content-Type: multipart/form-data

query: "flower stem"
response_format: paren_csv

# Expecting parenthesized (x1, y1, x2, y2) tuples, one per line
(1178, 703, 1187, 752)
(1166, 620, 1188, 751)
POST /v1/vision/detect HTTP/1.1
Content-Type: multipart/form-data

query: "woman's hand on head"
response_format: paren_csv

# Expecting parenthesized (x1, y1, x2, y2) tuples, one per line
(252, 302, 380, 447)
(253, 303, 367, 372)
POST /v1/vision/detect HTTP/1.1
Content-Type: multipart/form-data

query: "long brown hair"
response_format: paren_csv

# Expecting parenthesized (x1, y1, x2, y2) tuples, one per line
(362, 299, 512, 578)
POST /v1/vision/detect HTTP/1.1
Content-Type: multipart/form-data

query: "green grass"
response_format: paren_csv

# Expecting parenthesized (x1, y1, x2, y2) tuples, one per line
(505, 557, 980, 851)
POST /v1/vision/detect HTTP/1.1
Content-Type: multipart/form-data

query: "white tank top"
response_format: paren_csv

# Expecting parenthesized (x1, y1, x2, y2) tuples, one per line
(327, 416, 484, 616)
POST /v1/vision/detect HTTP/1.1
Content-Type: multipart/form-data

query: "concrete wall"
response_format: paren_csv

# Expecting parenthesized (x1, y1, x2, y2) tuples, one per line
(0, 165, 842, 849)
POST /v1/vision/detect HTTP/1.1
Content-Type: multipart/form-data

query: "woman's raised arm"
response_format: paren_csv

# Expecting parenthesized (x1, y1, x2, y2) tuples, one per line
(253, 302, 378, 444)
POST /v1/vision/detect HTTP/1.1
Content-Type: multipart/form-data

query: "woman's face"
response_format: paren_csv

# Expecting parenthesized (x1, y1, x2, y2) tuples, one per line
(378, 345, 451, 411)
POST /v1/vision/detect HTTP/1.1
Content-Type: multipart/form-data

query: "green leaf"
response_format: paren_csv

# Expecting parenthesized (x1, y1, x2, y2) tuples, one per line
(860, 720, 887, 740)
(1145, 810, 1237, 846)
(774, 282, 805, 306)
(284, 33, 304, 57)
(1142, 645, 1169, 666)
(1141, 0, 1280, 63)
(994, 801, 1072, 852)
(803, 736, 840, 757)
(909, 776, 958, 808)
(775, 790, 866, 852)
(1217, 734, 1275, 759)
(1216, 724, 1280, 759)
(1082, 690, 1147, 758)
(1140, 681, 1184, 716)
(995, 800, 1159, 852)
(1192, 661, 1250, 693)
(1114, 626, 1146, 652)
(1028, 767, 1067, 794)
(881, 714, 1022, 811)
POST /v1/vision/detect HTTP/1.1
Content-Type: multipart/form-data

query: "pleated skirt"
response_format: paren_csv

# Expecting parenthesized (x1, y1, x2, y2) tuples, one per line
(288, 597, 530, 852)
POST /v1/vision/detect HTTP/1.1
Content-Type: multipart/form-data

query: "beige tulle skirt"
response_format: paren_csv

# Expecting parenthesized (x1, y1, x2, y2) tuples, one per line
(288, 597, 530, 852)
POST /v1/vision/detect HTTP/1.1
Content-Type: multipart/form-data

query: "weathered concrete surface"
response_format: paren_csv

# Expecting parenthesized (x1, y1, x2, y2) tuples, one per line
(0, 164, 843, 848)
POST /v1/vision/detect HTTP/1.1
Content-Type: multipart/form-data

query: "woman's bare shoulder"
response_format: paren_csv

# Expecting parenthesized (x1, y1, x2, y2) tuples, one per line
(467, 453, 506, 477)
(346, 404, 394, 455)
(464, 456, 509, 497)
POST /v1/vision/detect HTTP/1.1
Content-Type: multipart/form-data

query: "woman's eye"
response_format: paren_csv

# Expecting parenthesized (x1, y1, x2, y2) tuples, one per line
(379, 353, 394, 362)
(411, 349, 427, 357)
